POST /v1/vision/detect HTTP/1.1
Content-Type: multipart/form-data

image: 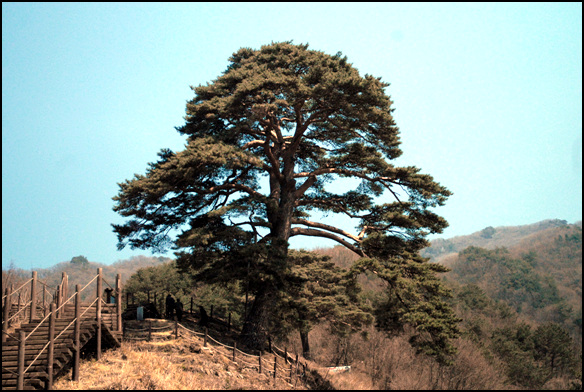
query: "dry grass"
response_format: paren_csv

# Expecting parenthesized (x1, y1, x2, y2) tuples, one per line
(52, 319, 306, 390)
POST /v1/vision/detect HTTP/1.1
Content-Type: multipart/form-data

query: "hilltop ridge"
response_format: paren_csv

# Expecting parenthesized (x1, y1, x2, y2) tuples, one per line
(421, 219, 580, 263)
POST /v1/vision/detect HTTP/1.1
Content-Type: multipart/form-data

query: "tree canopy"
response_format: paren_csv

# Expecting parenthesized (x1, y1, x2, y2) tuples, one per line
(113, 41, 456, 355)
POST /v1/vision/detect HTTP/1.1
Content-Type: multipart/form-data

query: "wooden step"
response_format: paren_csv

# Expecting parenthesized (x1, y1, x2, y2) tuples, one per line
(3, 328, 96, 346)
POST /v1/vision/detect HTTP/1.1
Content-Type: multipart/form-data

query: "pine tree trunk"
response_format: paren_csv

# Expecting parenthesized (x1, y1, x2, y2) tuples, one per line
(239, 285, 277, 350)
(300, 330, 311, 360)
(239, 176, 295, 350)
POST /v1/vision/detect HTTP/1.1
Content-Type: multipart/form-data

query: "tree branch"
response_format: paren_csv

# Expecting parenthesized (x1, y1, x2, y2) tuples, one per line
(291, 218, 361, 242)
(294, 167, 403, 204)
(290, 227, 366, 257)
(242, 140, 265, 149)
(192, 183, 265, 200)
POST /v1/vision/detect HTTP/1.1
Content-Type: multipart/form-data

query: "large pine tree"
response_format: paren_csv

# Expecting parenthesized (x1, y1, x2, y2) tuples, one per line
(113, 41, 456, 354)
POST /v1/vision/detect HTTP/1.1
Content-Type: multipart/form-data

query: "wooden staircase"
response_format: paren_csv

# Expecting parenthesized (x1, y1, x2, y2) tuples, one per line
(2, 304, 121, 390)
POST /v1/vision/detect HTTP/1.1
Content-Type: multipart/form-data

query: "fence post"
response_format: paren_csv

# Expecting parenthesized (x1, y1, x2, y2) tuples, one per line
(30, 271, 37, 322)
(42, 285, 47, 318)
(62, 272, 68, 306)
(273, 355, 277, 380)
(18, 292, 22, 322)
(2, 287, 11, 342)
(47, 303, 56, 390)
(17, 330, 26, 390)
(148, 320, 152, 342)
(96, 268, 102, 360)
(116, 274, 122, 333)
(174, 318, 178, 339)
(56, 285, 61, 319)
(72, 284, 81, 381)
(285, 346, 288, 364)
(259, 351, 262, 374)
(204, 327, 208, 347)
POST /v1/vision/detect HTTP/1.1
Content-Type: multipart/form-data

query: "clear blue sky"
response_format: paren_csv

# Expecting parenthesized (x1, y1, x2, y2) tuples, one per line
(3, 3, 582, 270)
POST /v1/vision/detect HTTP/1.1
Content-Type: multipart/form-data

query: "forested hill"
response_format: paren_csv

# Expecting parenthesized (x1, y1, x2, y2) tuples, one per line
(421, 219, 582, 263)
(2, 255, 173, 302)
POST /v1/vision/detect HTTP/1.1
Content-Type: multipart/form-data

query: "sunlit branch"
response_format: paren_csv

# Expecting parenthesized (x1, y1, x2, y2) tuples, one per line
(290, 227, 366, 257)
(291, 218, 361, 242)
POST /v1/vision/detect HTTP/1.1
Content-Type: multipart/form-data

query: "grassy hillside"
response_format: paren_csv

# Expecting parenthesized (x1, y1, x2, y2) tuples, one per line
(51, 316, 353, 390)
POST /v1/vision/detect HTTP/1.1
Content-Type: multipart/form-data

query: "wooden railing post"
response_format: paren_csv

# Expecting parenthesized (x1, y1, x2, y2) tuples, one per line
(204, 327, 208, 347)
(273, 355, 277, 380)
(42, 285, 47, 318)
(174, 318, 178, 339)
(2, 287, 11, 342)
(148, 320, 152, 342)
(116, 274, 122, 333)
(62, 272, 68, 306)
(47, 303, 56, 390)
(17, 330, 26, 390)
(96, 268, 102, 360)
(18, 292, 22, 322)
(30, 271, 37, 322)
(259, 351, 262, 374)
(55, 285, 61, 319)
(72, 284, 81, 381)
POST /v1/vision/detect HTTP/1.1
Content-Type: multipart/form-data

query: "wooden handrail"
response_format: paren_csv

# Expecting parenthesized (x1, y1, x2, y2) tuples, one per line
(1, 278, 32, 301)
(5, 267, 124, 389)
(23, 296, 100, 374)
(2, 299, 33, 326)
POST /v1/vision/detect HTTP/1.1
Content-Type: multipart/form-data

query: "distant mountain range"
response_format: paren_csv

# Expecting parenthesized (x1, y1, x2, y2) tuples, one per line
(421, 219, 582, 263)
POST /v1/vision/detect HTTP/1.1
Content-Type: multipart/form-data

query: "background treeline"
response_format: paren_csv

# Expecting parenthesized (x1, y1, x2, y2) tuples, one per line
(2, 255, 172, 303)
(3, 220, 581, 389)
(301, 221, 582, 389)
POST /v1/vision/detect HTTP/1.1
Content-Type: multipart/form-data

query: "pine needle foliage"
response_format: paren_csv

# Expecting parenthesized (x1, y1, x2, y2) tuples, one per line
(112, 41, 455, 354)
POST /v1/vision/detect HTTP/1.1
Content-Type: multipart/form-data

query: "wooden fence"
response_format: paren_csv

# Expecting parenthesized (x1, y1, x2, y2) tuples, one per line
(123, 318, 310, 386)
(1, 269, 122, 390)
